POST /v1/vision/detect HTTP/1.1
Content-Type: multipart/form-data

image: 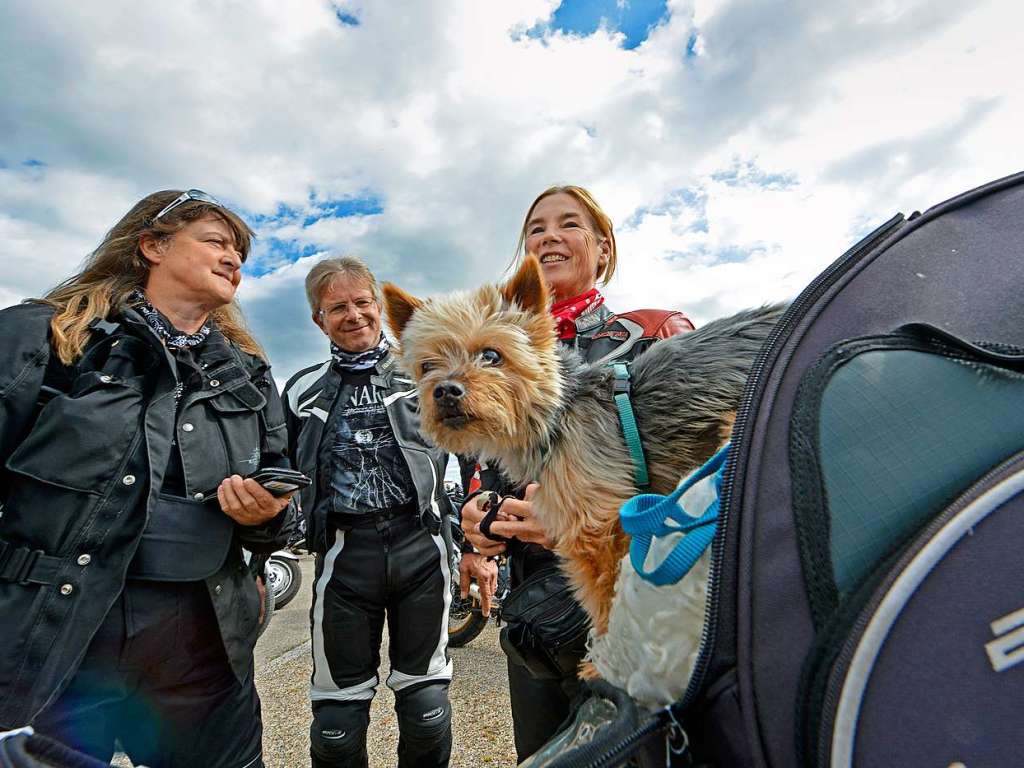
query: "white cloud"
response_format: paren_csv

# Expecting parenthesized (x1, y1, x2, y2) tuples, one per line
(1, 0, 1020, 378)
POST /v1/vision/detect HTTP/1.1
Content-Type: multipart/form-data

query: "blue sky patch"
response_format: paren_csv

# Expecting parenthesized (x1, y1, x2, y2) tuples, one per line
(685, 31, 699, 58)
(330, 3, 359, 26)
(623, 185, 706, 229)
(245, 238, 320, 276)
(244, 193, 383, 228)
(712, 161, 798, 190)
(305, 195, 382, 225)
(526, 0, 669, 50)
(709, 245, 751, 264)
(246, 203, 305, 227)
(241, 192, 383, 275)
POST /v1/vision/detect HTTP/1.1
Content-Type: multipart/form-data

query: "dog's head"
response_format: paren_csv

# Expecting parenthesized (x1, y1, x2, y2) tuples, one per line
(382, 255, 564, 459)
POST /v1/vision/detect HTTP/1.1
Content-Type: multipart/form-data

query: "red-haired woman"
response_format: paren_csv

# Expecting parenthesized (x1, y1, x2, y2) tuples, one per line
(460, 185, 693, 761)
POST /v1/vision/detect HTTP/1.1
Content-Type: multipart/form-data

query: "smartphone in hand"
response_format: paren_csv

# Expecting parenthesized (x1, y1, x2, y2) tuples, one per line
(248, 468, 312, 497)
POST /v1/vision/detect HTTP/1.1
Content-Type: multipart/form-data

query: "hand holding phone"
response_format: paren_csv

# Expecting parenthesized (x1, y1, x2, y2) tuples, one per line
(247, 467, 311, 497)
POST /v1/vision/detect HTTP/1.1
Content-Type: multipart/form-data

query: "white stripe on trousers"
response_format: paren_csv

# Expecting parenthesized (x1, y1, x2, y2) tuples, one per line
(310, 529, 378, 702)
(386, 530, 453, 691)
(309, 528, 454, 700)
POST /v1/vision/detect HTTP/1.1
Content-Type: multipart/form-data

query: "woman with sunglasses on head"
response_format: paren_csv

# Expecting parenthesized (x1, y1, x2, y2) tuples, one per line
(0, 190, 296, 768)
(457, 185, 694, 762)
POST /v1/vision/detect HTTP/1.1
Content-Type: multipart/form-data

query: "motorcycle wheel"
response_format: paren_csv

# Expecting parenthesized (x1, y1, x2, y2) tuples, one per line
(448, 598, 489, 647)
(267, 556, 302, 609)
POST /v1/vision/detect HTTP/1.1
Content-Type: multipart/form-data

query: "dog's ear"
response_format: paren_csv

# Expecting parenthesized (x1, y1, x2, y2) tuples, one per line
(382, 283, 424, 339)
(501, 254, 549, 314)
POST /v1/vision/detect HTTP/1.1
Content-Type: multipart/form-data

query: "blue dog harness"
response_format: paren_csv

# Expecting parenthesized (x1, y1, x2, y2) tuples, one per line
(619, 443, 729, 586)
(612, 363, 650, 488)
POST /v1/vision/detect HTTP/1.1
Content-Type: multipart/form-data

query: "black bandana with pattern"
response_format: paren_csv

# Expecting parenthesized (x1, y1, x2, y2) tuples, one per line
(331, 335, 390, 371)
(127, 288, 212, 350)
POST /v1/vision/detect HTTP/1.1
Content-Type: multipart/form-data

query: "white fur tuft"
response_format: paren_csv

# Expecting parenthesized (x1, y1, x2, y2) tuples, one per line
(588, 550, 708, 709)
(588, 471, 717, 709)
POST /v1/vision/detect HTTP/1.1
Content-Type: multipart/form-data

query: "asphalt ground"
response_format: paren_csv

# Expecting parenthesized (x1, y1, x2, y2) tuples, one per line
(255, 556, 520, 767)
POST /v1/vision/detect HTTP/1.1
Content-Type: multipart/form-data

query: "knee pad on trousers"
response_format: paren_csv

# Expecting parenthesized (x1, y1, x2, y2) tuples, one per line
(394, 682, 452, 758)
(310, 700, 371, 767)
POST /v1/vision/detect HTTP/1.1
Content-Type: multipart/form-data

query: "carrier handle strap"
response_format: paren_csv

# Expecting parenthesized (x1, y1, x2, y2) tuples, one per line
(619, 444, 729, 586)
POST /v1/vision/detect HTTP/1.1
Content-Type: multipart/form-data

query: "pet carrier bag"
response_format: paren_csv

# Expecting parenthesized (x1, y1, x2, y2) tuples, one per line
(525, 169, 1024, 767)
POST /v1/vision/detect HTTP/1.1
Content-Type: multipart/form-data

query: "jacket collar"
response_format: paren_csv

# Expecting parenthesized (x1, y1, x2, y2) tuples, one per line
(575, 303, 613, 336)
(117, 308, 262, 379)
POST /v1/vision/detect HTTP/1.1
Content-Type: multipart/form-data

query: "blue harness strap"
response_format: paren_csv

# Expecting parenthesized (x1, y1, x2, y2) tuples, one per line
(619, 443, 730, 586)
(611, 363, 650, 488)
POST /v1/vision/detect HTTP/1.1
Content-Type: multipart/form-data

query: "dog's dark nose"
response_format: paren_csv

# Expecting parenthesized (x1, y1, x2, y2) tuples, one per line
(433, 381, 465, 402)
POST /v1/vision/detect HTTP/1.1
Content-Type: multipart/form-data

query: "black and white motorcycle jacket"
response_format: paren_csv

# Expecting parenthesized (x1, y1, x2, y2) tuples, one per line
(282, 349, 453, 553)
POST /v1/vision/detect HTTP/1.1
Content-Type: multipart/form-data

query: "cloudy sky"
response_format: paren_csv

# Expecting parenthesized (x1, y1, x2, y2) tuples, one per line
(1, 0, 1020, 382)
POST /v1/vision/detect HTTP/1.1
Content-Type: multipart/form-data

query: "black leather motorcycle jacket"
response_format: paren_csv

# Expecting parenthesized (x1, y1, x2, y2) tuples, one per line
(0, 303, 293, 726)
(282, 349, 453, 553)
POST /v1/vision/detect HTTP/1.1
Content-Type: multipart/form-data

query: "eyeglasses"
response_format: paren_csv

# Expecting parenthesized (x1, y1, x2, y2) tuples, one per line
(319, 298, 377, 318)
(153, 189, 223, 221)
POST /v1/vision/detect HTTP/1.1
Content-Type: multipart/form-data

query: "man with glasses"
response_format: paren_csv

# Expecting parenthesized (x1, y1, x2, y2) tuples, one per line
(283, 256, 455, 768)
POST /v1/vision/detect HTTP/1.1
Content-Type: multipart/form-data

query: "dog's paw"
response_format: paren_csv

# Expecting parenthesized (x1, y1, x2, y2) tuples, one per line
(578, 661, 601, 680)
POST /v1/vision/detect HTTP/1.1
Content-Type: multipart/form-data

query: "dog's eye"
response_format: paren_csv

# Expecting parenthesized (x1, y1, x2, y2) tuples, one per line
(420, 361, 436, 374)
(480, 348, 502, 366)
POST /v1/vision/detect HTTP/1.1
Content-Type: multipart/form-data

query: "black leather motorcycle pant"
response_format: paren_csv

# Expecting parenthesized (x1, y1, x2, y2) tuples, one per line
(33, 580, 263, 768)
(309, 511, 452, 768)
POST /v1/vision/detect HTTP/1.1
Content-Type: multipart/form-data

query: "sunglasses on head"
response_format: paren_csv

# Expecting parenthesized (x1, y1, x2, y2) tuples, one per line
(154, 189, 223, 221)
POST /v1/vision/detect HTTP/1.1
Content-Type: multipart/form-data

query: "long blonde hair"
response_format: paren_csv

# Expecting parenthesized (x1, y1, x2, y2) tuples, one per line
(513, 184, 618, 286)
(35, 190, 263, 364)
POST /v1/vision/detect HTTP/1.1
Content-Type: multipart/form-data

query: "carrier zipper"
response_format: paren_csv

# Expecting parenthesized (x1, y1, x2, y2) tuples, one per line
(679, 213, 906, 710)
(588, 709, 672, 768)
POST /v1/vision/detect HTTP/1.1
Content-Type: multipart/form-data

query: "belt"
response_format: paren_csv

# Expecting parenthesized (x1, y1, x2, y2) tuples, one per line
(0, 540, 62, 585)
(343, 502, 419, 529)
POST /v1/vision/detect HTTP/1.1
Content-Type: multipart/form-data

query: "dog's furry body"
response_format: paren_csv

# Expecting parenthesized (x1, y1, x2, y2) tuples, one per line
(383, 257, 784, 635)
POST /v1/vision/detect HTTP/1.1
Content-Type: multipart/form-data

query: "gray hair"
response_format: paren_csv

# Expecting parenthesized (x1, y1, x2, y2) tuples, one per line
(304, 255, 381, 313)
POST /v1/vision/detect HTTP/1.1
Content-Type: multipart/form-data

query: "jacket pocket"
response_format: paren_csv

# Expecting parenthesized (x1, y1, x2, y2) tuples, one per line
(181, 387, 265, 491)
(6, 373, 142, 493)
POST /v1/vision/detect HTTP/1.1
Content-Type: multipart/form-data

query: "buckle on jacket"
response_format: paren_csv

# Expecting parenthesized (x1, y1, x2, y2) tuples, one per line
(0, 546, 44, 585)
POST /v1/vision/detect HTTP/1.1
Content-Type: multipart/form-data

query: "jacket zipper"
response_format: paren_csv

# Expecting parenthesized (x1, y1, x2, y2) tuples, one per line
(679, 213, 906, 711)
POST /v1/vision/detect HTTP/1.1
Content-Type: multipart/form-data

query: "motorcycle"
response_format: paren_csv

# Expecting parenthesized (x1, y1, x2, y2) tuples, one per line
(445, 482, 510, 647)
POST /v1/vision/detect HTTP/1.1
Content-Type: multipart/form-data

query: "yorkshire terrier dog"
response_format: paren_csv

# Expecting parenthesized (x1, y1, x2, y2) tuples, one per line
(383, 255, 783, 645)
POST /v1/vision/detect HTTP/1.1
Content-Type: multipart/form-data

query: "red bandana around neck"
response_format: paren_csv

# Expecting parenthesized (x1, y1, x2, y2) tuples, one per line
(550, 288, 604, 340)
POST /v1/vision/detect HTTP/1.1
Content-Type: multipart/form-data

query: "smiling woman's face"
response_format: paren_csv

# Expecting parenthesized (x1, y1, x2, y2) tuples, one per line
(143, 215, 243, 309)
(523, 192, 609, 302)
(314, 275, 382, 353)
